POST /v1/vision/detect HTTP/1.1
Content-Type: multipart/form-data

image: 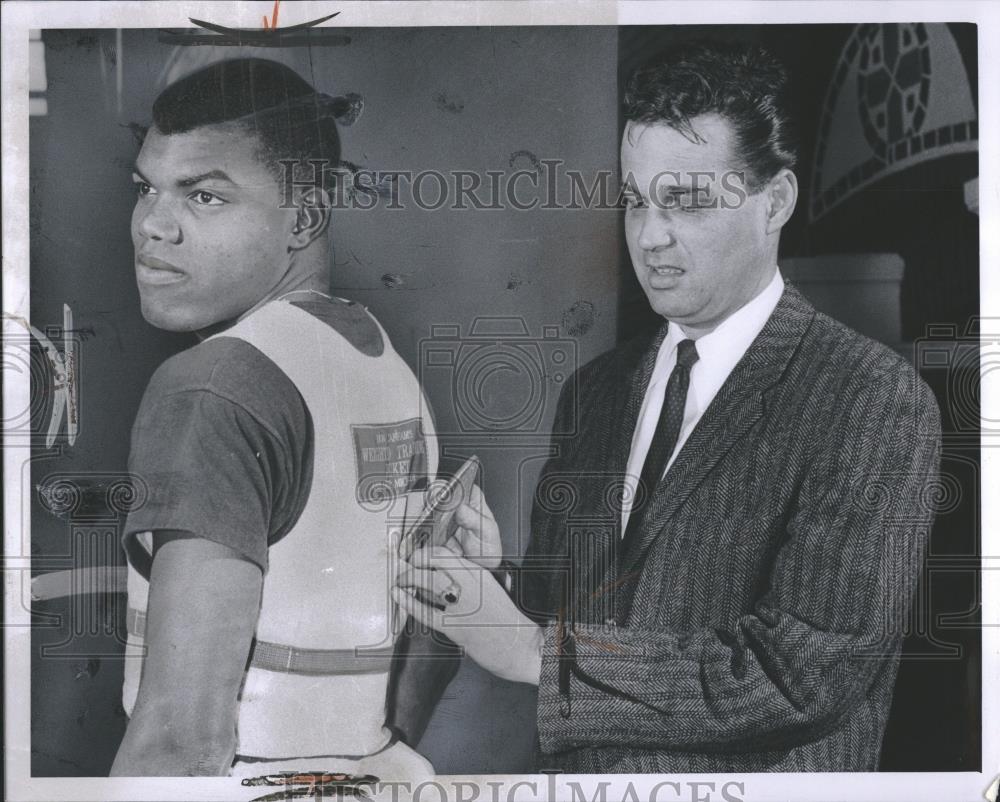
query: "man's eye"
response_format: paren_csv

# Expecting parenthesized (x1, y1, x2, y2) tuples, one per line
(191, 190, 226, 206)
(675, 198, 713, 214)
(133, 180, 153, 197)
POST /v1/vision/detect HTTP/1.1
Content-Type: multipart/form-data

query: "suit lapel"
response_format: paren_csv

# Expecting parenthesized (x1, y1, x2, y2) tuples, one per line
(607, 321, 672, 532)
(570, 323, 669, 623)
(617, 283, 816, 581)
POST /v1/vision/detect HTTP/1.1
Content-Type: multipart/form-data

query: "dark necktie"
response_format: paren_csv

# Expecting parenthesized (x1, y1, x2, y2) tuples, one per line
(621, 338, 699, 553)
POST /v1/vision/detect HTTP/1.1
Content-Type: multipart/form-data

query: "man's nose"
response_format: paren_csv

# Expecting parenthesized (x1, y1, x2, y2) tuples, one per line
(636, 210, 675, 252)
(135, 199, 182, 244)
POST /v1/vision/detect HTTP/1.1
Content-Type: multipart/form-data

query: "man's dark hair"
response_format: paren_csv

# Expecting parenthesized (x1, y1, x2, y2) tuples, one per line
(624, 40, 798, 191)
(151, 58, 341, 184)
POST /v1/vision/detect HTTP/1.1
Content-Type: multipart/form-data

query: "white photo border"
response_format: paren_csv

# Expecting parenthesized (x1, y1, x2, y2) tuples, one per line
(3, 2, 997, 801)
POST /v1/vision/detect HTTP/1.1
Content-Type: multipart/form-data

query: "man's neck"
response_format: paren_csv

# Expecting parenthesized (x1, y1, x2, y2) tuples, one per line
(267, 272, 330, 300)
(195, 247, 330, 340)
(243, 244, 331, 315)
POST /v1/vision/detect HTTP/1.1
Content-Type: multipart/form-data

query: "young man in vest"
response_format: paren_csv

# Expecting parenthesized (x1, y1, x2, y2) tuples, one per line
(111, 58, 456, 778)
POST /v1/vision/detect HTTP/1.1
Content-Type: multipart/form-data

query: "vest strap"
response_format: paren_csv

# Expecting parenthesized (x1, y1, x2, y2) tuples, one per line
(127, 608, 394, 676)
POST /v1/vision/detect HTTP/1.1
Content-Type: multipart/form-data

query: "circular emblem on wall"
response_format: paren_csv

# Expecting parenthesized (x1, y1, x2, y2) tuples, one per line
(810, 23, 976, 222)
(856, 23, 931, 159)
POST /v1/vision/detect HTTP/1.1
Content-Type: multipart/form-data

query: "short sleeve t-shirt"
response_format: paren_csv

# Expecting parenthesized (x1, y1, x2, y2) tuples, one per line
(123, 297, 383, 572)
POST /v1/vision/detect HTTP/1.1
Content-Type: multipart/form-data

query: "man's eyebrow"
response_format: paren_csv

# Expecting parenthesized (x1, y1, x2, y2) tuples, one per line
(129, 167, 237, 188)
(175, 170, 236, 188)
(659, 185, 701, 195)
(656, 184, 716, 201)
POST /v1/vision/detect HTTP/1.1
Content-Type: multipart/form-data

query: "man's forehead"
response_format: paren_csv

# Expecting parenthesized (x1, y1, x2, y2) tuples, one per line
(621, 114, 739, 172)
(135, 124, 264, 177)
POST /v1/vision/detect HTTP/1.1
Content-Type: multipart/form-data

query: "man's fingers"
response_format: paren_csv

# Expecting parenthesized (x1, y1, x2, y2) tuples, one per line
(397, 563, 459, 600)
(439, 536, 467, 559)
(411, 546, 480, 578)
(392, 587, 443, 631)
(453, 500, 499, 554)
(396, 550, 476, 609)
(466, 483, 484, 512)
(456, 487, 497, 522)
(453, 501, 484, 532)
(395, 563, 438, 591)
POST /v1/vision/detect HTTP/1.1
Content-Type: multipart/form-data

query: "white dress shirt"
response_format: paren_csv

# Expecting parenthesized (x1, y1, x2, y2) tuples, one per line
(621, 268, 785, 533)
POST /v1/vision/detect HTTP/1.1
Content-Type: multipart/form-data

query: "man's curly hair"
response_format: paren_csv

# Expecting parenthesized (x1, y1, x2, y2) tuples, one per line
(624, 40, 798, 191)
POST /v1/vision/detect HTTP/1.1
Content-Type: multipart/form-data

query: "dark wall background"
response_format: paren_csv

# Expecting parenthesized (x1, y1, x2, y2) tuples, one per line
(30, 23, 979, 775)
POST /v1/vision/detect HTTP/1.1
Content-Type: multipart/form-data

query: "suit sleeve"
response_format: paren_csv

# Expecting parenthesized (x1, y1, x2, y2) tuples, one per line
(520, 367, 581, 623)
(536, 362, 942, 754)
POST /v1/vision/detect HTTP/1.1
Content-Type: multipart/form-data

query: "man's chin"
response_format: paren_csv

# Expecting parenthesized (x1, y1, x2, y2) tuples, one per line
(643, 294, 720, 334)
(139, 301, 204, 334)
(643, 290, 691, 322)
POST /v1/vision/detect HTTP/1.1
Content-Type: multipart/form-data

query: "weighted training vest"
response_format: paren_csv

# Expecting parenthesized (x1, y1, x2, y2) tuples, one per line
(122, 298, 437, 759)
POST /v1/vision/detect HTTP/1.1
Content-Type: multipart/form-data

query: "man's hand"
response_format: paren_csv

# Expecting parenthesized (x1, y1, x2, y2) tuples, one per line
(444, 485, 502, 570)
(393, 546, 541, 686)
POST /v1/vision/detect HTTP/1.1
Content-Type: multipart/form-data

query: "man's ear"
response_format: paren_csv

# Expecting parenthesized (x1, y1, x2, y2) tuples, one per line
(764, 168, 798, 234)
(288, 186, 332, 251)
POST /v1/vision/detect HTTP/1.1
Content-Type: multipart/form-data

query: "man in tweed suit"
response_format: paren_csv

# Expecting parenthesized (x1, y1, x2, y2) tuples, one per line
(395, 40, 942, 772)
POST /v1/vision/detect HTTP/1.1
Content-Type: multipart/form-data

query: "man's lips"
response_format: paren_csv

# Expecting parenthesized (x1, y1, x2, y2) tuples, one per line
(644, 264, 685, 288)
(136, 255, 186, 285)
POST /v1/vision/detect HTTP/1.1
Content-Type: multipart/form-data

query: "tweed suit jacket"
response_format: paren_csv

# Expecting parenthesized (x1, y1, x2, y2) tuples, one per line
(520, 283, 942, 773)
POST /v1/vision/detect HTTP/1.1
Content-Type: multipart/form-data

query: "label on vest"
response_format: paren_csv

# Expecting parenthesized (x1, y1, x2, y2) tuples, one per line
(352, 418, 428, 506)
